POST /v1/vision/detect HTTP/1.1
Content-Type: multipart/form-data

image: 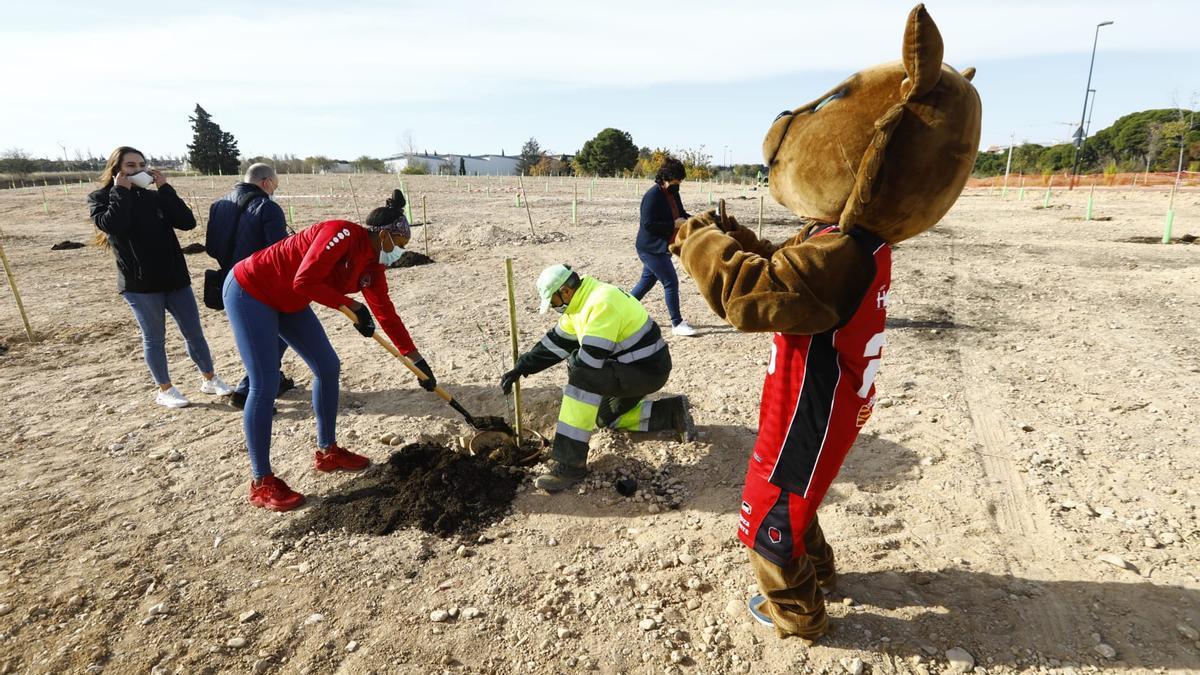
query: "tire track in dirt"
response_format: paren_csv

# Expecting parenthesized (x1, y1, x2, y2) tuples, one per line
(943, 227, 1074, 651)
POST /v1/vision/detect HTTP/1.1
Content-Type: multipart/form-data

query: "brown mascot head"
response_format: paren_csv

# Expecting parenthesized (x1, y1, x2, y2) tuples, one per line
(762, 4, 981, 244)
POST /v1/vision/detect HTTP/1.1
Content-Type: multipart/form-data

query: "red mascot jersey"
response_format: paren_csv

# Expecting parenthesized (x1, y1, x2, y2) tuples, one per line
(738, 226, 892, 565)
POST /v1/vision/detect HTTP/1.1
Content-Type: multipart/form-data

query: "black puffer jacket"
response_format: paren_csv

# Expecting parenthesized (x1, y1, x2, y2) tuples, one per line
(87, 183, 197, 293)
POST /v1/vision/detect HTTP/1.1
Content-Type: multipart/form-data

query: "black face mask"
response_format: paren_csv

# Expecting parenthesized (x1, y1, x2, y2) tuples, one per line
(666, 184, 680, 194)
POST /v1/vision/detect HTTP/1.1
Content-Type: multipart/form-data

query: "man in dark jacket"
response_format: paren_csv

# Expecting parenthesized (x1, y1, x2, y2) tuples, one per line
(207, 163, 294, 407)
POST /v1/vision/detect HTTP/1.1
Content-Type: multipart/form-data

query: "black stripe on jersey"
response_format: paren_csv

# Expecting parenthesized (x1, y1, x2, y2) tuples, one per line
(769, 332, 839, 495)
(753, 490, 794, 565)
(830, 227, 882, 331)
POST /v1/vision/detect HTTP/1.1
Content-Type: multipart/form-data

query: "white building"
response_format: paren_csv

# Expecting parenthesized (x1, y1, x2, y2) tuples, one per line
(384, 153, 521, 176)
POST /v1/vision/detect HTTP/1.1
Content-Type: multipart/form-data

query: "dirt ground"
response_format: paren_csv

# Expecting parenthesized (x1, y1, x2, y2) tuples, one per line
(0, 174, 1198, 675)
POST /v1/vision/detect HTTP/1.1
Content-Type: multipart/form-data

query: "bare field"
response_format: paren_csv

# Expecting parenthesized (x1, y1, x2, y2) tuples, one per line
(0, 175, 1198, 674)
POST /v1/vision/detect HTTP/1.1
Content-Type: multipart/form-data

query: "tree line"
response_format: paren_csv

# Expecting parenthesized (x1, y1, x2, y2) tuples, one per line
(2, 104, 770, 181)
(975, 108, 1199, 177)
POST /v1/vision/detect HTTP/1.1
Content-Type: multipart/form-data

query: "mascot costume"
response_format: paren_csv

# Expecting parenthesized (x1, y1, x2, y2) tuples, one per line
(670, 4, 981, 640)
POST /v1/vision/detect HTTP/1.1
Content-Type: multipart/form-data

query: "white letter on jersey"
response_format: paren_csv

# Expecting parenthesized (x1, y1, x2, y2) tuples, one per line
(857, 331, 886, 398)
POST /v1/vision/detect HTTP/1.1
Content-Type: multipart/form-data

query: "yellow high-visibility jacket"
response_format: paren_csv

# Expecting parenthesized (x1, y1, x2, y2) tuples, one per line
(517, 276, 667, 374)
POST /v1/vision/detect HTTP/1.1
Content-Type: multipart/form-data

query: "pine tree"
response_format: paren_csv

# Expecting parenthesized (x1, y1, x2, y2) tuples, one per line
(518, 137, 544, 175)
(187, 104, 240, 175)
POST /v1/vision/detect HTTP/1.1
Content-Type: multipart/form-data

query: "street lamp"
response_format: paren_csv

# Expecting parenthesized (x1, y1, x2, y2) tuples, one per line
(1069, 20, 1113, 190)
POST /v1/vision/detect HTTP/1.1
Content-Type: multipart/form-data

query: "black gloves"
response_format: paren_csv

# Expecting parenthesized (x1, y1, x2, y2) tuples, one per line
(500, 368, 523, 395)
(353, 304, 375, 337)
(412, 358, 437, 392)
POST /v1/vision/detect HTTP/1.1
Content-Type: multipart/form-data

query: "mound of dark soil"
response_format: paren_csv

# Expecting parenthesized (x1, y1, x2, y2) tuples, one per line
(390, 251, 434, 268)
(50, 241, 85, 250)
(290, 443, 522, 538)
(181, 243, 206, 254)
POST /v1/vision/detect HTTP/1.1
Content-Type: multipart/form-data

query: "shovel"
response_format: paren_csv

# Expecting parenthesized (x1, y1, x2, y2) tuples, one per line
(338, 306, 513, 434)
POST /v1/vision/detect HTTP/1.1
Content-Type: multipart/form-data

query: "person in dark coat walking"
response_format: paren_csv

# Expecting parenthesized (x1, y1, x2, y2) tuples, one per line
(87, 146, 232, 408)
(631, 157, 698, 337)
(207, 163, 294, 408)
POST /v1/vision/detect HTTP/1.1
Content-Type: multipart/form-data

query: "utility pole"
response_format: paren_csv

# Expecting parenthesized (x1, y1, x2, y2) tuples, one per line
(1068, 20, 1113, 190)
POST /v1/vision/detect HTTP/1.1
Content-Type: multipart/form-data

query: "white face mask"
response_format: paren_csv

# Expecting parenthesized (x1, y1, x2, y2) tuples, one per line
(380, 245, 405, 266)
(552, 303, 566, 314)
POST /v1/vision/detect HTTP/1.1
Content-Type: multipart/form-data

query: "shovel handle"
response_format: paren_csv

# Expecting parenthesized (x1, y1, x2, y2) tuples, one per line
(338, 305, 453, 403)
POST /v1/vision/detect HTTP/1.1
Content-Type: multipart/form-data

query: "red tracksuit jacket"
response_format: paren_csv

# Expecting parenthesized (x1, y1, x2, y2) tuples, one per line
(233, 220, 417, 354)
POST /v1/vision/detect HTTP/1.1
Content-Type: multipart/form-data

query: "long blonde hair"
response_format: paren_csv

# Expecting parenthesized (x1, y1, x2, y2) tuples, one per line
(93, 146, 144, 247)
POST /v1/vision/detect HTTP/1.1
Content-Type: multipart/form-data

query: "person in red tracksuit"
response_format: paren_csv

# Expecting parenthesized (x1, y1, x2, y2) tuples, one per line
(222, 190, 436, 511)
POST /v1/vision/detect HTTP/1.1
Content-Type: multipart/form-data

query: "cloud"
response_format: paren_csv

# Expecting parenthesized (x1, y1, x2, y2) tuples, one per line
(4, 1, 1194, 109)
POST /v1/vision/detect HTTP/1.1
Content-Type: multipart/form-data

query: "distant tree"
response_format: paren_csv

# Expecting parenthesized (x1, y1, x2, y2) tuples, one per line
(574, 128, 638, 176)
(531, 155, 569, 176)
(303, 156, 335, 173)
(239, 155, 272, 174)
(0, 148, 36, 177)
(971, 150, 1006, 177)
(351, 155, 387, 173)
(459, 157, 466, 175)
(400, 163, 429, 175)
(678, 146, 713, 181)
(633, 148, 671, 179)
(518, 137, 545, 175)
(187, 104, 239, 175)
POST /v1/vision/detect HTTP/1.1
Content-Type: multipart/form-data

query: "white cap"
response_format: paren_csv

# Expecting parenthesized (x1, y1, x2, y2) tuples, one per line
(536, 264, 574, 314)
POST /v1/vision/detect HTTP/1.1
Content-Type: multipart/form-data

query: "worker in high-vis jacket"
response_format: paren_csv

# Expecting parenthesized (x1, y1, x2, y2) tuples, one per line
(501, 264, 696, 491)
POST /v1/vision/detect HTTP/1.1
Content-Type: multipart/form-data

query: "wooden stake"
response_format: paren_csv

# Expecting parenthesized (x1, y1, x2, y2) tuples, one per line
(0, 234, 35, 341)
(518, 174, 535, 236)
(758, 195, 764, 238)
(504, 258, 524, 440)
(422, 195, 429, 256)
(347, 176, 362, 221)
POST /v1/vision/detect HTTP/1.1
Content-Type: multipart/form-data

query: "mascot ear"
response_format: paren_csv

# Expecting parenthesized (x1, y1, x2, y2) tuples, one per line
(961, 66, 976, 82)
(900, 4, 944, 100)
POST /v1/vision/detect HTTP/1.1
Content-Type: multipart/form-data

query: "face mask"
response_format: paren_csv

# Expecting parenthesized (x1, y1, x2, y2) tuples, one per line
(379, 245, 405, 266)
(552, 303, 567, 315)
(666, 183, 680, 194)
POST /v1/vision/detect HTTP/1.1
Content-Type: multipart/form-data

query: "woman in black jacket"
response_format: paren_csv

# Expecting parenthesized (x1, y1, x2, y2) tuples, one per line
(88, 146, 232, 408)
(631, 157, 697, 337)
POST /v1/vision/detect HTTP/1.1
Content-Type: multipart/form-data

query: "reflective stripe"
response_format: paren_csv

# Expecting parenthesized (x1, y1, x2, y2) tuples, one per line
(638, 399, 654, 431)
(554, 324, 574, 341)
(555, 421, 593, 443)
(581, 335, 617, 351)
(615, 318, 655, 351)
(539, 335, 570, 359)
(563, 384, 603, 407)
(615, 338, 666, 363)
(577, 349, 605, 368)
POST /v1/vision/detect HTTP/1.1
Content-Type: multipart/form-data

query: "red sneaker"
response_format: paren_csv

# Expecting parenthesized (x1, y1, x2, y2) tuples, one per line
(313, 443, 370, 472)
(249, 475, 305, 512)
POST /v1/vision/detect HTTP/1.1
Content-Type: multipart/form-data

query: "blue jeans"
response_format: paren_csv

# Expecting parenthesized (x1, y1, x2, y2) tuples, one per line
(122, 286, 214, 386)
(235, 339, 288, 397)
(223, 275, 340, 479)
(630, 250, 683, 326)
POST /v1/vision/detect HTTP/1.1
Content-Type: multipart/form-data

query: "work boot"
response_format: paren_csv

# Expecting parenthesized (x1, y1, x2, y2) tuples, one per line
(534, 461, 587, 493)
(314, 443, 371, 472)
(249, 475, 305, 512)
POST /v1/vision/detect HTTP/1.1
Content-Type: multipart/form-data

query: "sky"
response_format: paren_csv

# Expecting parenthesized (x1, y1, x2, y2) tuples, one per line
(2, 1, 1197, 165)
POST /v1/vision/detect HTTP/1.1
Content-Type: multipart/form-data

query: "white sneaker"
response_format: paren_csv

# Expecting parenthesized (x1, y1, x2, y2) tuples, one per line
(155, 386, 190, 409)
(200, 375, 234, 396)
(671, 321, 699, 337)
